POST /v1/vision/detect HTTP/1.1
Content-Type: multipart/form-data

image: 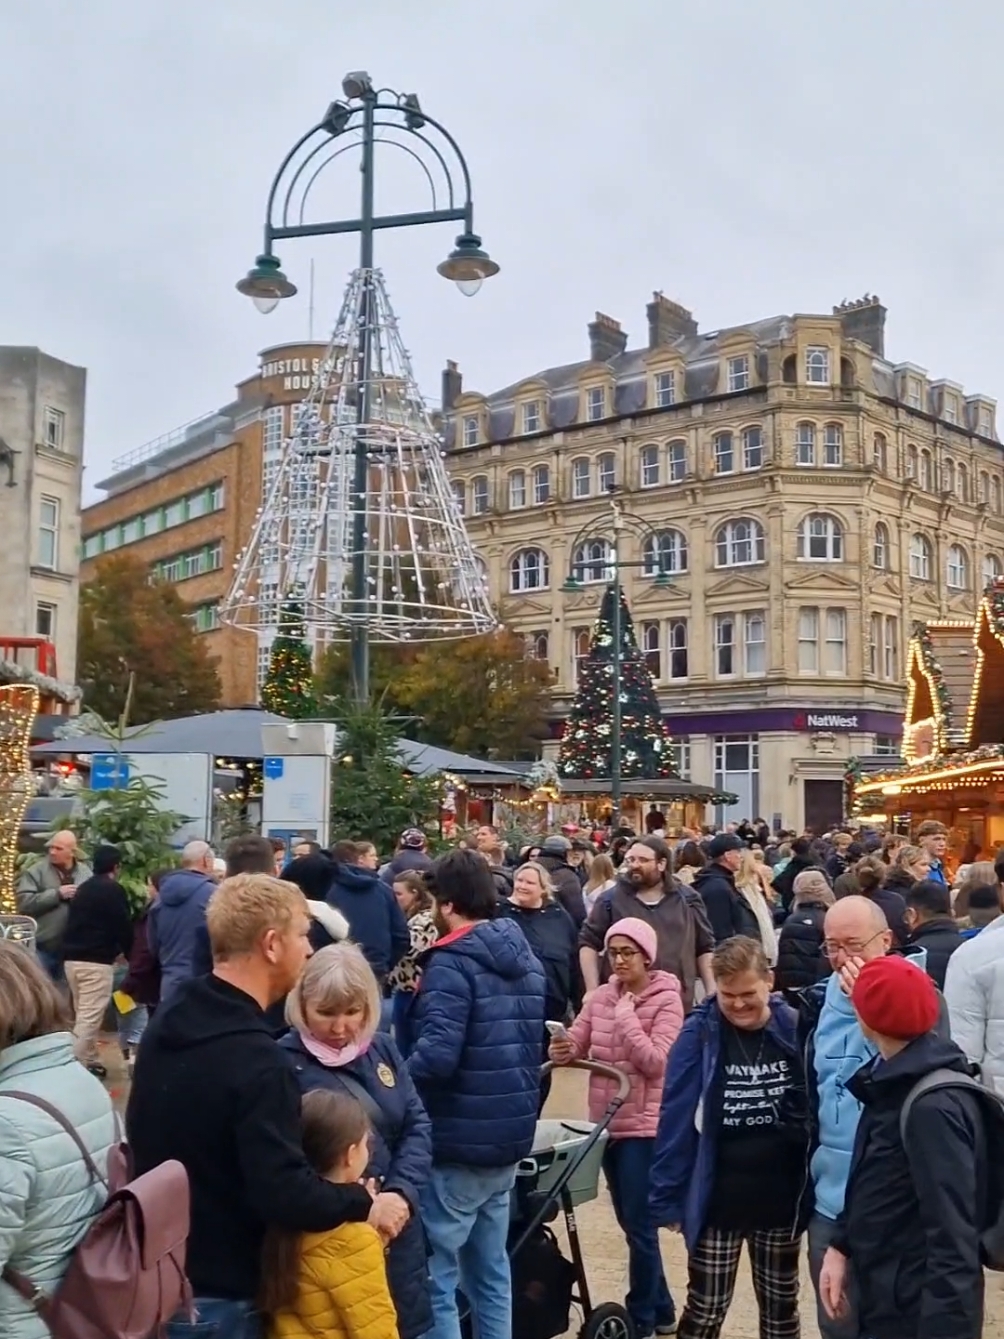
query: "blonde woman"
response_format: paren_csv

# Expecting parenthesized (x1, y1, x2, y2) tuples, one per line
(280, 942, 433, 1339)
(736, 849, 779, 966)
(499, 861, 581, 1028)
(583, 852, 617, 911)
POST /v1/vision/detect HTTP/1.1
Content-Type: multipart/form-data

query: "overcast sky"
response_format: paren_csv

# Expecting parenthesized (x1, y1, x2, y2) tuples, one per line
(4, 1, 1004, 495)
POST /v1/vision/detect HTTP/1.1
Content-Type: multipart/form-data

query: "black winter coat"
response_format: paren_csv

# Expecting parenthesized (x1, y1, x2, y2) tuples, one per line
(279, 1030, 433, 1339)
(691, 865, 761, 944)
(865, 881, 909, 946)
(835, 1033, 987, 1339)
(498, 898, 582, 1022)
(774, 900, 830, 993)
(535, 854, 587, 926)
(906, 916, 963, 991)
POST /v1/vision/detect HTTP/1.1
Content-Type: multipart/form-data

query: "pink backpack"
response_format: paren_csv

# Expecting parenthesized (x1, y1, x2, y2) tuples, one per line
(0, 1091, 193, 1339)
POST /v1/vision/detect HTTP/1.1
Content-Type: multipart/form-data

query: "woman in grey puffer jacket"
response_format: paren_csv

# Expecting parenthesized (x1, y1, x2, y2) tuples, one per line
(0, 944, 116, 1339)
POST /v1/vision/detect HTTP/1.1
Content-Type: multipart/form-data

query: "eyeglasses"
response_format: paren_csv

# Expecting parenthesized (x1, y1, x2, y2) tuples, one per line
(822, 930, 885, 959)
(607, 946, 642, 961)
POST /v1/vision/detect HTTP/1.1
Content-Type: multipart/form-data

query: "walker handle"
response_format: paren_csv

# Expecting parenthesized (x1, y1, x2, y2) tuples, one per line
(542, 1058, 631, 1102)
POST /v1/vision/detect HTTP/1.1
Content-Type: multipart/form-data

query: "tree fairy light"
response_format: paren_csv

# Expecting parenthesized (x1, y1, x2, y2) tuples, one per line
(0, 685, 40, 915)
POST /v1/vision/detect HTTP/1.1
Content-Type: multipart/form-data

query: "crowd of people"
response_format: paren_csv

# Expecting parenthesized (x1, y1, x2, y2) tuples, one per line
(2, 812, 1004, 1339)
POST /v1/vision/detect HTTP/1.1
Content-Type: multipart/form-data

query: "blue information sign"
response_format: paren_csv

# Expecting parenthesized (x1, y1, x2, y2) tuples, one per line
(263, 756, 285, 780)
(90, 754, 130, 790)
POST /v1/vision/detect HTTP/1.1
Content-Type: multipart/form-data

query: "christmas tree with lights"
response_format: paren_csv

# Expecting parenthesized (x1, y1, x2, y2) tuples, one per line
(558, 583, 674, 780)
(261, 600, 318, 719)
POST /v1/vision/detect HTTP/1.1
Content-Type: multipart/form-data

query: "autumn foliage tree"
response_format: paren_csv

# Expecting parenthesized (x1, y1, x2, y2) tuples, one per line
(315, 628, 552, 758)
(77, 554, 222, 725)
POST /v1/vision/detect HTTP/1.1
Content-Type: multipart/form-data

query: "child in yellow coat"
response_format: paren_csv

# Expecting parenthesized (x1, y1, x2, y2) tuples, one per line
(261, 1089, 399, 1339)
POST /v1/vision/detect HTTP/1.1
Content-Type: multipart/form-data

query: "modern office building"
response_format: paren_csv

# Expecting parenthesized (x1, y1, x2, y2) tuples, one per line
(441, 293, 1004, 830)
(80, 343, 327, 706)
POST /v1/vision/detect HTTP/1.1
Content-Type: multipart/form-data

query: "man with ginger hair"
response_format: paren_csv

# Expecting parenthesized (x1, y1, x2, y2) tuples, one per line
(128, 874, 373, 1339)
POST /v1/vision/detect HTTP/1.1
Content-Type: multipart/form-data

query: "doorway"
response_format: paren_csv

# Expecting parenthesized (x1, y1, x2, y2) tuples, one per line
(803, 779, 844, 835)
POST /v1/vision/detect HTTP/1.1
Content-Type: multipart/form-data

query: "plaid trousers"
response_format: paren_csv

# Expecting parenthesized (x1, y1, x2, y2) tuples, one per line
(677, 1225, 801, 1339)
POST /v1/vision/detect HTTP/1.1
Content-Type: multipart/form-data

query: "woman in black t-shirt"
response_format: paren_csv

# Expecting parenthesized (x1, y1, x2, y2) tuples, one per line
(649, 936, 809, 1339)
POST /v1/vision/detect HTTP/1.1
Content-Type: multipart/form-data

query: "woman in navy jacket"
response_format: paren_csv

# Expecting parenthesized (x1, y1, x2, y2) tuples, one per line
(649, 937, 809, 1339)
(279, 941, 433, 1339)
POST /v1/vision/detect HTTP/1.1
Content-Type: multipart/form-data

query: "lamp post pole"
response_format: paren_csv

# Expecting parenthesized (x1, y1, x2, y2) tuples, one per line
(563, 494, 672, 831)
(235, 72, 499, 705)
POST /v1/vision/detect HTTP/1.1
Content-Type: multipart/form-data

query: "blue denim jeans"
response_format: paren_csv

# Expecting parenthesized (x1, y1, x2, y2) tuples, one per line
(36, 946, 64, 985)
(166, 1297, 263, 1339)
(117, 1003, 149, 1049)
(420, 1162, 516, 1339)
(604, 1137, 675, 1334)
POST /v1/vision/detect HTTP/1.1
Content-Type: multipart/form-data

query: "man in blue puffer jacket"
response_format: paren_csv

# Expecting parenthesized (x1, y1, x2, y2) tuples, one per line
(406, 847, 546, 1339)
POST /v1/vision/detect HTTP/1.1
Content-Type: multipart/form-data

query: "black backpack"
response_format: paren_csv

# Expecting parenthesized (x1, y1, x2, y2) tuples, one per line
(900, 1068, 1004, 1270)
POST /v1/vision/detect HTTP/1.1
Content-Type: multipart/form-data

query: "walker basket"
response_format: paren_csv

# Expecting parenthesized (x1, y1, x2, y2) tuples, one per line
(0, 915, 37, 952)
(515, 1119, 608, 1215)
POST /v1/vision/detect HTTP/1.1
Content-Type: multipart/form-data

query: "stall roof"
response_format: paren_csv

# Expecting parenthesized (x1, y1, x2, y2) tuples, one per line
(558, 777, 735, 803)
(32, 708, 529, 783)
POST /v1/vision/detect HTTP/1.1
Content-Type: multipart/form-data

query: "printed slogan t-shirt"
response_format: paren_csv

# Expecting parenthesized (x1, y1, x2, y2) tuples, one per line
(705, 1020, 803, 1231)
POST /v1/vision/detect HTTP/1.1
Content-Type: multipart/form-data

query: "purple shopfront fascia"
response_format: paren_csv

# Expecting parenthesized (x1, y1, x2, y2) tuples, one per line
(662, 707, 904, 736)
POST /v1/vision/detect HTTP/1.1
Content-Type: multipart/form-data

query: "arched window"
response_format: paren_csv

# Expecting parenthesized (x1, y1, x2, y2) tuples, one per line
(641, 621, 661, 679)
(643, 529, 688, 576)
(713, 432, 735, 475)
(471, 475, 489, 514)
(919, 450, 933, 492)
(806, 347, 830, 383)
(957, 462, 968, 503)
(947, 544, 969, 590)
(528, 631, 549, 661)
(573, 538, 615, 584)
(906, 444, 918, 480)
(572, 628, 591, 684)
(942, 458, 956, 495)
(873, 434, 888, 472)
(983, 553, 1002, 587)
(597, 452, 617, 492)
(823, 423, 843, 467)
(980, 471, 991, 506)
(640, 444, 660, 488)
(795, 422, 816, 466)
(873, 523, 890, 569)
(995, 477, 1003, 514)
(715, 518, 766, 568)
(451, 479, 466, 514)
(798, 513, 844, 561)
(508, 469, 526, 509)
(510, 548, 549, 592)
(742, 426, 764, 470)
(532, 463, 550, 505)
(666, 440, 686, 483)
(909, 533, 932, 581)
(571, 457, 591, 498)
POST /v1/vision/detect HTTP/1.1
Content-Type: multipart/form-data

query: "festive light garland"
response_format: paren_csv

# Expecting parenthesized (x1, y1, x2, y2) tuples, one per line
(911, 622, 953, 749)
(0, 685, 40, 915)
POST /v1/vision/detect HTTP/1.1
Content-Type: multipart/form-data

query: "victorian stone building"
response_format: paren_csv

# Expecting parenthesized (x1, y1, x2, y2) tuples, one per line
(442, 294, 1004, 831)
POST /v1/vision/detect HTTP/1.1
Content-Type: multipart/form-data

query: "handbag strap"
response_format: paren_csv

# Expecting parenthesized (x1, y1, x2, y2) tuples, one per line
(0, 1091, 109, 1189)
(325, 1068, 391, 1138)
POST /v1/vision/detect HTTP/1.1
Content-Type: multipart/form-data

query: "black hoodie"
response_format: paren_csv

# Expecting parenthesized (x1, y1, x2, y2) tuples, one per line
(835, 1033, 987, 1339)
(126, 974, 371, 1301)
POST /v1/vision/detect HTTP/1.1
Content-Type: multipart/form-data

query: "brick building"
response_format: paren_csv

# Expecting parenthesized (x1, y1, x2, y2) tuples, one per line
(81, 343, 326, 707)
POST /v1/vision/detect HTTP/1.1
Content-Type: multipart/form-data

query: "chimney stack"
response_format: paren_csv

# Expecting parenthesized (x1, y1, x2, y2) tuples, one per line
(647, 292, 698, 348)
(441, 359, 462, 411)
(588, 312, 628, 363)
(833, 295, 886, 357)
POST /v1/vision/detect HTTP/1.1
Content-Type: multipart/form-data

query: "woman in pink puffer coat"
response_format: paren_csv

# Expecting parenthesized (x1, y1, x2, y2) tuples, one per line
(550, 916, 684, 1338)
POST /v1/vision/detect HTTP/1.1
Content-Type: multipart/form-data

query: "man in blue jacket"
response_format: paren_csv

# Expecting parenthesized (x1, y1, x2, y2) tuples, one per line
(149, 840, 217, 1002)
(327, 840, 410, 987)
(407, 848, 546, 1339)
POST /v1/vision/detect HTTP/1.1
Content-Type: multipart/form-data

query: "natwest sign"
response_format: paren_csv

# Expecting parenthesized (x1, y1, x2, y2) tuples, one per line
(793, 711, 860, 732)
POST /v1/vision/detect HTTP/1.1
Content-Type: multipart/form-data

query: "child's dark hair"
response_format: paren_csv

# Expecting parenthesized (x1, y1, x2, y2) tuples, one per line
(258, 1089, 370, 1314)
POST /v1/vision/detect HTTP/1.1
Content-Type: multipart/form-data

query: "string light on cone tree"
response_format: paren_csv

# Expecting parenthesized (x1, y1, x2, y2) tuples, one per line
(558, 584, 674, 781)
(260, 600, 318, 719)
(0, 685, 40, 915)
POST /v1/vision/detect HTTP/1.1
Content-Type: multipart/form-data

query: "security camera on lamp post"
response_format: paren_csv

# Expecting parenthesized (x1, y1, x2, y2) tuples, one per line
(561, 495, 672, 827)
(234, 72, 499, 703)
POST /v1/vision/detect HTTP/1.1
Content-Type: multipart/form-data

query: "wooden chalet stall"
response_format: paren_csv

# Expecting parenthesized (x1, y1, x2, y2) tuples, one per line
(854, 586, 1004, 858)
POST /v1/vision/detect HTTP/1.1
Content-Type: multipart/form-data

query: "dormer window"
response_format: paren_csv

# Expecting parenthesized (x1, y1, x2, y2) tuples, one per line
(462, 415, 479, 447)
(806, 347, 830, 385)
(522, 401, 541, 434)
(943, 395, 958, 426)
(727, 355, 750, 393)
(586, 386, 606, 421)
(654, 371, 676, 408)
(908, 378, 924, 410)
(980, 408, 994, 437)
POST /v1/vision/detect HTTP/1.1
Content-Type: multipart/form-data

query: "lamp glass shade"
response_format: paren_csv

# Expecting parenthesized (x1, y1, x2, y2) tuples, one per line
(437, 233, 499, 289)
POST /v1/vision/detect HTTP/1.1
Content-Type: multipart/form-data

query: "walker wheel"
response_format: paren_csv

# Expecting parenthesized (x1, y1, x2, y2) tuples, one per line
(580, 1302, 634, 1339)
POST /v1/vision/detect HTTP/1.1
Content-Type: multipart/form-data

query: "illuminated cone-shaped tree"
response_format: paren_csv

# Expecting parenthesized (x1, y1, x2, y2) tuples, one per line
(558, 583, 674, 780)
(260, 600, 318, 719)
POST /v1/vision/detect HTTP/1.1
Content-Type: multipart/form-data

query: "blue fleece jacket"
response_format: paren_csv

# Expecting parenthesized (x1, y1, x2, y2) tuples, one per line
(810, 971, 878, 1220)
(326, 862, 410, 980)
(148, 868, 216, 1003)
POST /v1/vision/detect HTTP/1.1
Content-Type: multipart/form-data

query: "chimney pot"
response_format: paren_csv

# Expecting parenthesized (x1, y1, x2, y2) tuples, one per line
(833, 294, 886, 357)
(646, 292, 698, 347)
(442, 359, 462, 411)
(588, 312, 628, 362)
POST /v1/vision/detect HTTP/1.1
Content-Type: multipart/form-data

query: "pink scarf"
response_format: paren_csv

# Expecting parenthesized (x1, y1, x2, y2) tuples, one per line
(298, 1029, 370, 1068)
